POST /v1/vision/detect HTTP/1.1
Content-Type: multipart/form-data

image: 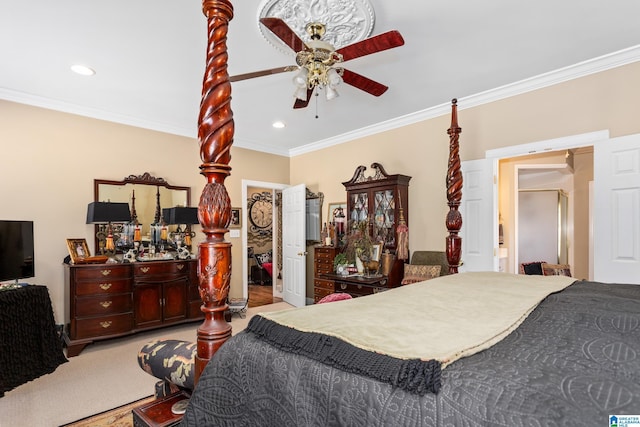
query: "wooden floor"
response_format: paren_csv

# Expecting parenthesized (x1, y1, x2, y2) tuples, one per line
(249, 284, 283, 307)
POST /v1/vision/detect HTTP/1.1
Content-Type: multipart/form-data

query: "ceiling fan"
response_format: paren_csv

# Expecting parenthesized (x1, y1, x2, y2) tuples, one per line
(230, 17, 405, 109)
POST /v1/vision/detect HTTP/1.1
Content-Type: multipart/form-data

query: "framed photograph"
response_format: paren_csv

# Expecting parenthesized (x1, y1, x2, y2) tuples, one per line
(66, 238, 90, 264)
(327, 202, 347, 224)
(230, 207, 242, 228)
(371, 242, 383, 262)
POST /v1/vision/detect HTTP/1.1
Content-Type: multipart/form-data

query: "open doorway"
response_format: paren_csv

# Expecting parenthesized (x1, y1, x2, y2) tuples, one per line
(242, 180, 288, 307)
(497, 147, 593, 280)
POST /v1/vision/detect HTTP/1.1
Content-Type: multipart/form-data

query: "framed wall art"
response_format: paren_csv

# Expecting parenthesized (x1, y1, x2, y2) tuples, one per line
(230, 207, 242, 228)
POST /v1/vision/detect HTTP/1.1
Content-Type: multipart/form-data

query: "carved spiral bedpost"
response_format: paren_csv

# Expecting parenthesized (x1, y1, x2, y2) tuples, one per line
(195, 0, 234, 384)
(446, 99, 463, 274)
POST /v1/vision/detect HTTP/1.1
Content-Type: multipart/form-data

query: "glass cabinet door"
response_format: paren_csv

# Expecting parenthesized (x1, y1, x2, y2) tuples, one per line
(349, 192, 368, 224)
(373, 189, 395, 247)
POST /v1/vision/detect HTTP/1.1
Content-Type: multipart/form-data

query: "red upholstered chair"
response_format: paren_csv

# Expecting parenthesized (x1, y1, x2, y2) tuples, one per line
(317, 293, 352, 304)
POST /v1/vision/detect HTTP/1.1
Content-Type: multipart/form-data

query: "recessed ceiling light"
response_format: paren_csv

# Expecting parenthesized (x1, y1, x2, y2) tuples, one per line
(272, 121, 285, 129)
(71, 64, 96, 76)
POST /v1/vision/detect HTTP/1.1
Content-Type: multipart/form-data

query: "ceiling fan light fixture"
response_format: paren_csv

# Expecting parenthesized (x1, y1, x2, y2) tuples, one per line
(293, 68, 309, 100)
(327, 68, 343, 87)
(293, 68, 308, 87)
(325, 85, 339, 101)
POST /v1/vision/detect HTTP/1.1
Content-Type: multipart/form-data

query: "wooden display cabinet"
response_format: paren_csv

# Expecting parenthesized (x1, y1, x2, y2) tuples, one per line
(343, 163, 411, 287)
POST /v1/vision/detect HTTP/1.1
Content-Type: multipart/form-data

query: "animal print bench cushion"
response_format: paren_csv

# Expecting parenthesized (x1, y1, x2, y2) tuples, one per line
(137, 339, 196, 397)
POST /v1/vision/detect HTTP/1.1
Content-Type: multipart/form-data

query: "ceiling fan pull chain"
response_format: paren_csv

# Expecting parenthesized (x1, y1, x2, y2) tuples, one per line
(315, 89, 320, 119)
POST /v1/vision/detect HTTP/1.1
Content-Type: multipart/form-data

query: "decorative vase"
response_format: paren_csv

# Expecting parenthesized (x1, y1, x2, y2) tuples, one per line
(355, 256, 364, 274)
(380, 251, 396, 276)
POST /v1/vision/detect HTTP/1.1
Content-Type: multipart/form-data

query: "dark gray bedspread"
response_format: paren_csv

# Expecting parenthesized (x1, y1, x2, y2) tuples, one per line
(182, 281, 640, 426)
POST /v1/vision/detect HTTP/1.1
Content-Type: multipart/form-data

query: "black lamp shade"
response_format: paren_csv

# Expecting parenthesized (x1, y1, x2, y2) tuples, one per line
(86, 202, 131, 224)
(163, 207, 199, 225)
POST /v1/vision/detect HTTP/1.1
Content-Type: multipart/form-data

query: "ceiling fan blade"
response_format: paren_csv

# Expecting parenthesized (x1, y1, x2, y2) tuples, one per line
(229, 66, 296, 83)
(293, 88, 314, 109)
(336, 30, 405, 62)
(260, 17, 308, 53)
(341, 69, 388, 96)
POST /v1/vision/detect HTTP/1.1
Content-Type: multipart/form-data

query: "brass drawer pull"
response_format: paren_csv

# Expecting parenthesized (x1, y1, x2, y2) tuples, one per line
(140, 267, 150, 273)
(100, 321, 112, 329)
(101, 269, 112, 276)
(99, 283, 112, 291)
(99, 301, 112, 308)
(340, 284, 347, 290)
(177, 264, 184, 270)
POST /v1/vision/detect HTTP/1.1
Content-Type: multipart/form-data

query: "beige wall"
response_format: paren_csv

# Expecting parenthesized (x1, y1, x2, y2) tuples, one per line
(2, 61, 639, 319)
(290, 61, 640, 296)
(0, 100, 288, 322)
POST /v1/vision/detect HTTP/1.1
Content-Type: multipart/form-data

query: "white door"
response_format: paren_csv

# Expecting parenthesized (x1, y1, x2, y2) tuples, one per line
(594, 133, 640, 284)
(282, 184, 307, 306)
(460, 158, 497, 272)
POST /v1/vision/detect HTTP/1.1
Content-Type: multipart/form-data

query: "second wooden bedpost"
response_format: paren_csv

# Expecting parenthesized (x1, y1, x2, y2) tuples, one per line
(195, 0, 235, 384)
(446, 99, 463, 274)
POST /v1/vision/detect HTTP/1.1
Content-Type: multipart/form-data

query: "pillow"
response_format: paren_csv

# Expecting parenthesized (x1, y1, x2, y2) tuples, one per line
(256, 252, 272, 264)
(317, 293, 353, 304)
(401, 264, 441, 285)
(541, 263, 572, 277)
(520, 261, 546, 275)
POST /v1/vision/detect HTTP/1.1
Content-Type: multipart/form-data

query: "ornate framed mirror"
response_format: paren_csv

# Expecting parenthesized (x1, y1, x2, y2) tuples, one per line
(93, 173, 191, 253)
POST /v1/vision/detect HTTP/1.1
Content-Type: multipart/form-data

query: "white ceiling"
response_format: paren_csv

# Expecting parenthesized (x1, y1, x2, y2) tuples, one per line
(2, 1, 640, 157)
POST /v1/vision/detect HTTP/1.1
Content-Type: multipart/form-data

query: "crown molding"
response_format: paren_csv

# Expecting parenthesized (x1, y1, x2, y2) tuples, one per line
(0, 88, 198, 139)
(289, 44, 640, 157)
(3, 45, 638, 158)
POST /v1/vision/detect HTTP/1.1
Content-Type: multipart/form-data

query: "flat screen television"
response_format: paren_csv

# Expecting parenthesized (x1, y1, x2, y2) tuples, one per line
(0, 220, 35, 283)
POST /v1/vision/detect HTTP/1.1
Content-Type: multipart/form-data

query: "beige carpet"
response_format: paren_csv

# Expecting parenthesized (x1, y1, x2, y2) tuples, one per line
(0, 302, 292, 427)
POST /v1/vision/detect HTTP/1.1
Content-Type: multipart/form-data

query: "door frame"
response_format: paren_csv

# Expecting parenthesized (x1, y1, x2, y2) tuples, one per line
(485, 130, 609, 274)
(242, 179, 289, 300)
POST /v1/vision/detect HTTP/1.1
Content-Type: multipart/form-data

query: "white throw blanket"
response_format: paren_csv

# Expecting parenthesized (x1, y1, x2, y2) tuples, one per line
(261, 272, 575, 367)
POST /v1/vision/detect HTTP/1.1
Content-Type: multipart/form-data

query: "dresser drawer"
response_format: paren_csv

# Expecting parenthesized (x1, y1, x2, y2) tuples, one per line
(75, 278, 132, 296)
(134, 261, 189, 277)
(315, 248, 335, 260)
(75, 313, 134, 339)
(74, 265, 131, 281)
(75, 293, 132, 317)
(315, 261, 333, 275)
(314, 278, 335, 291)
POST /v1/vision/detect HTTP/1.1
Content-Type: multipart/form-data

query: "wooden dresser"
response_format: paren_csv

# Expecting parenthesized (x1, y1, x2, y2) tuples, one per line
(313, 246, 337, 303)
(64, 259, 202, 356)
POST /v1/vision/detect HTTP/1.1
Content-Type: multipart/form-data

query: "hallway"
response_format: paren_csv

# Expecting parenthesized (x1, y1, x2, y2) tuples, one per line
(248, 284, 282, 308)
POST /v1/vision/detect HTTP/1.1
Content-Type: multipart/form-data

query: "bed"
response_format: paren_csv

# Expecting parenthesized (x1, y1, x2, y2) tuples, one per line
(183, 275, 640, 425)
(185, 1, 640, 425)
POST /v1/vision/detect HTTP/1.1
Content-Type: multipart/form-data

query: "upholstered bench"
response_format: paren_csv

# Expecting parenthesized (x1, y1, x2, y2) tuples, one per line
(137, 339, 196, 398)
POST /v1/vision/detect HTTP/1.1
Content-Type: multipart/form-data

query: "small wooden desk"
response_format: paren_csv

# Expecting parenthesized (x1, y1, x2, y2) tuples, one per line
(320, 273, 391, 298)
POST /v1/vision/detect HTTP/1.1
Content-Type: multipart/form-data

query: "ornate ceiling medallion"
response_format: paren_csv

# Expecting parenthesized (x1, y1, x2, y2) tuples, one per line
(258, 0, 375, 53)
